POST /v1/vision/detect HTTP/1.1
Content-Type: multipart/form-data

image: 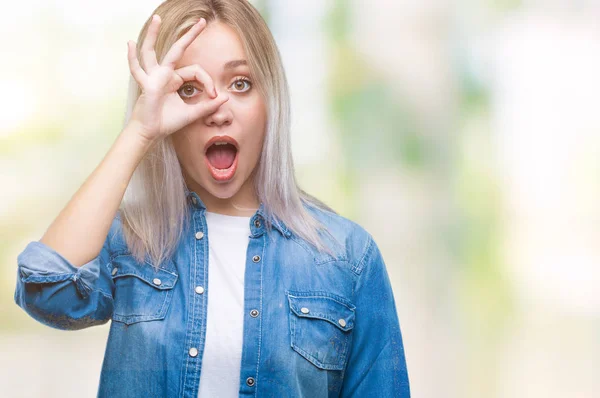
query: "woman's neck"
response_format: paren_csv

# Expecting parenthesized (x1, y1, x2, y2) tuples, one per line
(185, 178, 259, 217)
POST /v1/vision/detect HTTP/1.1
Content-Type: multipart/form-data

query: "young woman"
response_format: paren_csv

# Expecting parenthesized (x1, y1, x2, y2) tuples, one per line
(13, 0, 410, 396)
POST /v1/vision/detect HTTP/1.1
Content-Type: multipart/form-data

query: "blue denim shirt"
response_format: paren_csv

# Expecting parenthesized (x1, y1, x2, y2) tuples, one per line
(14, 189, 410, 397)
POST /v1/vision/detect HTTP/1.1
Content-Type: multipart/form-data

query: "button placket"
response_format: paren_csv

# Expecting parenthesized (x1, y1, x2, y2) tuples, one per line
(240, 219, 263, 392)
(186, 211, 206, 371)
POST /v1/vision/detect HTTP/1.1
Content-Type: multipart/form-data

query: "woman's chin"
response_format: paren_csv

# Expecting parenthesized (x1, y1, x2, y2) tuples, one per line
(203, 174, 243, 198)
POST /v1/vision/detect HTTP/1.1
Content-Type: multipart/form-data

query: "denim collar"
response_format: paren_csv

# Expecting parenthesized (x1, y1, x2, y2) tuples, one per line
(184, 186, 291, 239)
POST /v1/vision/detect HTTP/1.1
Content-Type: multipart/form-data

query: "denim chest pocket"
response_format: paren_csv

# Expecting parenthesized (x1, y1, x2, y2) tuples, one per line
(286, 290, 356, 371)
(110, 255, 178, 325)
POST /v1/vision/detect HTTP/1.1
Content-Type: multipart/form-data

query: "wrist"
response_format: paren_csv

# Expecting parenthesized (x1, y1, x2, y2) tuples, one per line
(122, 122, 158, 147)
(118, 124, 160, 155)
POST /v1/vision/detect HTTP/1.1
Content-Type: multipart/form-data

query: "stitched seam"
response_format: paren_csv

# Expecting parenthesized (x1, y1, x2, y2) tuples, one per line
(315, 258, 350, 266)
(180, 212, 200, 396)
(289, 295, 353, 310)
(254, 233, 266, 397)
(94, 288, 113, 301)
(287, 291, 356, 309)
(110, 254, 176, 275)
(352, 235, 374, 276)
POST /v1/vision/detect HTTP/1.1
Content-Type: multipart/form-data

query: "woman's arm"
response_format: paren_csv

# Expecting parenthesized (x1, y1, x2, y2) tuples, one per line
(13, 126, 154, 330)
(40, 127, 155, 268)
(340, 235, 411, 397)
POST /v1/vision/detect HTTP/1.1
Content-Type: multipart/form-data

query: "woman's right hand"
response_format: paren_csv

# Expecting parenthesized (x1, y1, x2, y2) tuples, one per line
(126, 14, 229, 143)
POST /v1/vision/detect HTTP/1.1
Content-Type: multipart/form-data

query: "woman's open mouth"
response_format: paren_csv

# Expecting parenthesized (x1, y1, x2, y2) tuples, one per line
(204, 139, 239, 182)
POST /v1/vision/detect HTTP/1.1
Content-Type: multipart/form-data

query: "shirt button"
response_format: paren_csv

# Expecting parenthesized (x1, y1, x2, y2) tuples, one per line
(250, 309, 259, 317)
(300, 307, 310, 314)
(246, 377, 255, 386)
(111, 267, 118, 276)
(252, 255, 260, 262)
(254, 219, 261, 228)
(195, 231, 204, 239)
(191, 196, 197, 204)
(195, 286, 205, 294)
(189, 347, 198, 357)
(153, 278, 162, 286)
(338, 318, 347, 327)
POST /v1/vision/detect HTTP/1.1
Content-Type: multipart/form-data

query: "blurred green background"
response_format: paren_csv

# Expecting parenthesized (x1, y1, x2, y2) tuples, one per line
(2, 1, 599, 397)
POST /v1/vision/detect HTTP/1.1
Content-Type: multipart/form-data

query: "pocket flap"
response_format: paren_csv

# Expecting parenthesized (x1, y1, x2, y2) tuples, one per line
(110, 255, 178, 290)
(287, 292, 355, 332)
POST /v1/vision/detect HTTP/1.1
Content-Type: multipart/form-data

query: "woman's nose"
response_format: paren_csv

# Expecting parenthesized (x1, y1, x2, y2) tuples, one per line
(204, 102, 232, 126)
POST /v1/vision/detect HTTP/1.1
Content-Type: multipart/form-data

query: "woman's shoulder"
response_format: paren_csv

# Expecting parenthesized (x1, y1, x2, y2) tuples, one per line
(104, 209, 129, 255)
(303, 203, 375, 271)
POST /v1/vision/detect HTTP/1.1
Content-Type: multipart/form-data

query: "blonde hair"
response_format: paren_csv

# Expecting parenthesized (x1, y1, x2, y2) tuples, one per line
(120, 0, 342, 268)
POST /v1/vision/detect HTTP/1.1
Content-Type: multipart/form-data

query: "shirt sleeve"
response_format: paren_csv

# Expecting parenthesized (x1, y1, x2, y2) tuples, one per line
(13, 218, 118, 331)
(340, 234, 411, 397)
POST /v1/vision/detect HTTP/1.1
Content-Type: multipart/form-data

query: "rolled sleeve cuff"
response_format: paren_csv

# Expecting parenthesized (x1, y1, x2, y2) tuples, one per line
(17, 241, 100, 300)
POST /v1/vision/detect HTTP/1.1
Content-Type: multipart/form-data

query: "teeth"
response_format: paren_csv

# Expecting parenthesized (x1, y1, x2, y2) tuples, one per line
(214, 142, 228, 146)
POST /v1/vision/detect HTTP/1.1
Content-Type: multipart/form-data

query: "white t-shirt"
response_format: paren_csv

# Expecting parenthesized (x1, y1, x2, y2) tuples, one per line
(198, 211, 251, 398)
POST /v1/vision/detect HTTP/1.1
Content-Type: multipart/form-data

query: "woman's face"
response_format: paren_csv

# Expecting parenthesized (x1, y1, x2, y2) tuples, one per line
(171, 21, 266, 213)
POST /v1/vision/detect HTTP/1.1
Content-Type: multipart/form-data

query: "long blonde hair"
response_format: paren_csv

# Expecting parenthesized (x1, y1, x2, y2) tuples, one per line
(120, 0, 342, 268)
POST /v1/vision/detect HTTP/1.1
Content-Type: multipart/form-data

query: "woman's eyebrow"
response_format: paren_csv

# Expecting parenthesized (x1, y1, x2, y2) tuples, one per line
(223, 59, 248, 70)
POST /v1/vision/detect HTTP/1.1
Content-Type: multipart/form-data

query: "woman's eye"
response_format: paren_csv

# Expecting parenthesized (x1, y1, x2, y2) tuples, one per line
(231, 78, 252, 93)
(178, 78, 251, 98)
(178, 84, 201, 99)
